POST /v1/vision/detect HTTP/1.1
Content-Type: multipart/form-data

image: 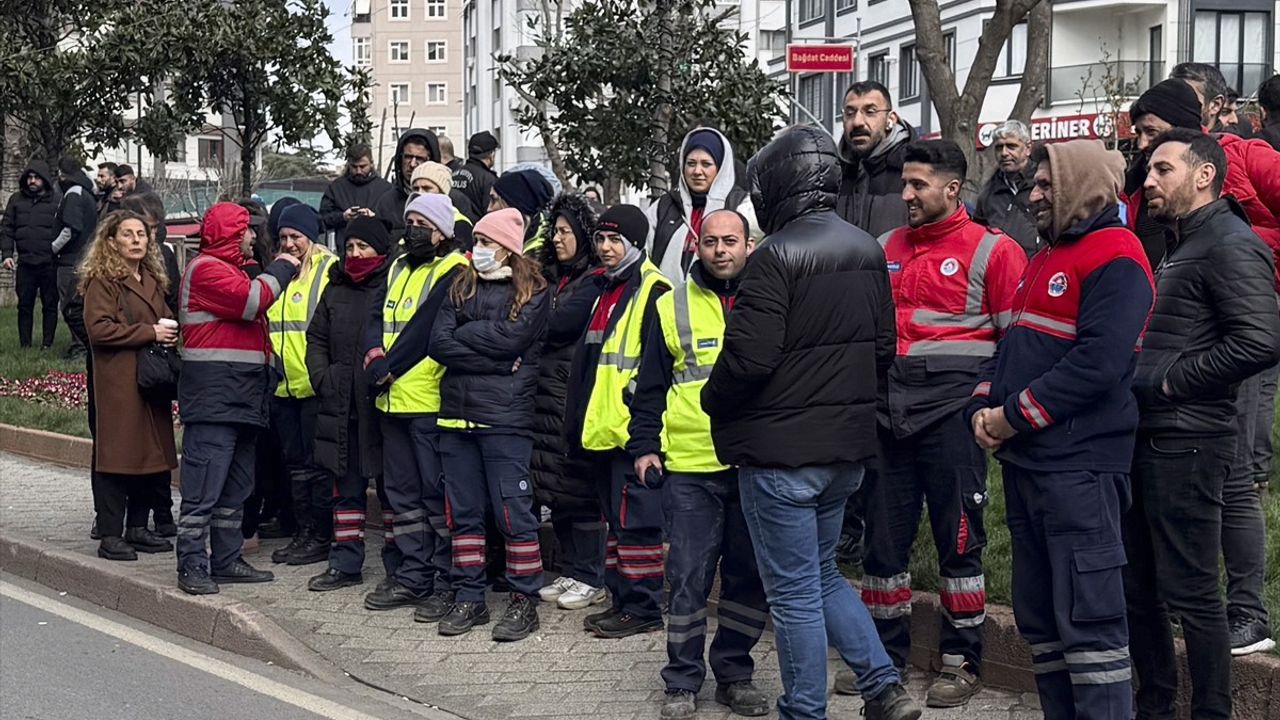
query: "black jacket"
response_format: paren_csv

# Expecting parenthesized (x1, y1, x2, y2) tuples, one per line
(974, 164, 1039, 256)
(1258, 124, 1280, 152)
(1, 162, 61, 266)
(430, 276, 550, 431)
(702, 125, 896, 468)
(835, 120, 916, 237)
(450, 157, 498, 223)
(53, 171, 98, 267)
(1134, 198, 1280, 436)
(372, 128, 442, 241)
(308, 258, 389, 478)
(319, 172, 393, 238)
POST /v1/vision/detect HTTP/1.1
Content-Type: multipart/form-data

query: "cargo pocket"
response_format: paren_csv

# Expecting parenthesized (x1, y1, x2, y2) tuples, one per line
(620, 478, 665, 532)
(498, 472, 538, 535)
(1070, 544, 1127, 622)
(957, 476, 988, 555)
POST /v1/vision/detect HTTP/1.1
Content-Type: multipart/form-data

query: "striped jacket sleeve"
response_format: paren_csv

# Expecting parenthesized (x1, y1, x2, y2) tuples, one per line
(184, 257, 296, 323)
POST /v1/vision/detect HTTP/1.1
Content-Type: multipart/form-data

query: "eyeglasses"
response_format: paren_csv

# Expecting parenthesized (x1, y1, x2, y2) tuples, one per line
(843, 107, 887, 120)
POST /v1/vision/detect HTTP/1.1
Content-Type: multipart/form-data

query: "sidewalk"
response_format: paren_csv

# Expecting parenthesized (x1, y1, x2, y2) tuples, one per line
(0, 451, 1039, 720)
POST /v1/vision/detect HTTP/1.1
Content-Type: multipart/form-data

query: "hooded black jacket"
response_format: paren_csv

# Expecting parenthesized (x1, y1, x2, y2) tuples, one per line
(974, 164, 1040, 257)
(1133, 198, 1280, 436)
(451, 157, 498, 223)
(1, 162, 61, 266)
(835, 120, 917, 237)
(372, 128, 442, 240)
(702, 125, 896, 468)
(319, 170, 393, 237)
(53, 170, 98, 267)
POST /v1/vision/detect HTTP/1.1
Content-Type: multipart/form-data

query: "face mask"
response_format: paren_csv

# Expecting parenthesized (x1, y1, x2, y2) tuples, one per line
(472, 246, 501, 274)
(405, 225, 436, 260)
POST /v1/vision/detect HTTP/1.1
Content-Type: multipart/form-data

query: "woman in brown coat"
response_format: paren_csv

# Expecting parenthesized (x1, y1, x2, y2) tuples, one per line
(80, 210, 179, 561)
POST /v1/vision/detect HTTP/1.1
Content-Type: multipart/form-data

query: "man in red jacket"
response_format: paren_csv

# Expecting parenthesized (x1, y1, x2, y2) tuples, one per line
(175, 202, 300, 595)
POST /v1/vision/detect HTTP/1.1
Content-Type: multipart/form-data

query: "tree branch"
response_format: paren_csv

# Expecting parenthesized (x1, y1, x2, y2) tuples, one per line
(1009, 0, 1051, 123)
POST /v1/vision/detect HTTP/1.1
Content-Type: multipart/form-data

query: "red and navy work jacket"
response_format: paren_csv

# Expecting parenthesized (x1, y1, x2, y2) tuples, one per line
(966, 207, 1155, 473)
(879, 207, 1027, 437)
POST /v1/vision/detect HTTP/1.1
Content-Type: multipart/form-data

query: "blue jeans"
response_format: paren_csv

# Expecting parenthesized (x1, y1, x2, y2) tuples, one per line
(739, 462, 899, 720)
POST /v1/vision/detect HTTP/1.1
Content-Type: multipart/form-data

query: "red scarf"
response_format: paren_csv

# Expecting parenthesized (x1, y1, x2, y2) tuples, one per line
(344, 255, 385, 284)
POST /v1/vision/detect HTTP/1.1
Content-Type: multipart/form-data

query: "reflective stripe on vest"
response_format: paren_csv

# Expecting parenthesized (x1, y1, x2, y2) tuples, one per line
(580, 260, 672, 451)
(896, 231, 1005, 357)
(657, 280, 728, 473)
(269, 248, 336, 398)
(376, 251, 469, 415)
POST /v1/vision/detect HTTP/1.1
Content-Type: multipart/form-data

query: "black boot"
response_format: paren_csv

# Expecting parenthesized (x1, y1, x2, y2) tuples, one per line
(89, 518, 101, 540)
(153, 517, 178, 538)
(124, 527, 173, 553)
(257, 518, 292, 539)
(583, 606, 622, 631)
(863, 684, 923, 720)
(97, 537, 137, 561)
(211, 558, 274, 584)
(271, 531, 308, 564)
(308, 567, 363, 592)
(178, 564, 219, 595)
(414, 590, 456, 623)
(492, 593, 540, 642)
(438, 601, 491, 636)
(591, 611, 663, 639)
(286, 533, 330, 566)
(364, 581, 430, 611)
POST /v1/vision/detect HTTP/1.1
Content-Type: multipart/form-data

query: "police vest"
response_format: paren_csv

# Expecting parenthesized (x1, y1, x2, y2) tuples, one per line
(580, 260, 672, 451)
(269, 247, 337, 399)
(656, 280, 729, 473)
(375, 251, 469, 415)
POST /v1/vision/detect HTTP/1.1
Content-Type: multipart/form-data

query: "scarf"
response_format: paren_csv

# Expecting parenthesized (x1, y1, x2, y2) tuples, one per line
(604, 245, 643, 282)
(344, 255, 385, 285)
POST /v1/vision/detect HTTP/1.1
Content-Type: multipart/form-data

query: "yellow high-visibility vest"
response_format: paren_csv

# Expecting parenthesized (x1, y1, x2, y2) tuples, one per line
(269, 245, 336, 399)
(656, 279, 729, 473)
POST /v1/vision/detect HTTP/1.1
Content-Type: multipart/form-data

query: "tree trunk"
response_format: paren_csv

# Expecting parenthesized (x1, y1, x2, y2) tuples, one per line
(604, 174, 623, 206)
(646, 0, 675, 202)
(1009, 0, 1051, 125)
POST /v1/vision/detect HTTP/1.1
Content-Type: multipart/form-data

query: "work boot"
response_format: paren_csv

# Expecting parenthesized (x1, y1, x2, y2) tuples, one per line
(364, 581, 430, 611)
(592, 611, 663, 639)
(124, 527, 173, 554)
(97, 536, 138, 562)
(660, 690, 697, 719)
(178, 565, 220, 595)
(584, 606, 622, 631)
(862, 684, 922, 720)
(413, 590, 456, 624)
(286, 533, 330, 566)
(438, 601, 491, 636)
(308, 568, 363, 592)
(714, 681, 770, 716)
(271, 531, 308, 564)
(211, 558, 275, 584)
(257, 518, 292, 539)
(925, 662, 981, 708)
(153, 512, 177, 538)
(492, 593, 540, 642)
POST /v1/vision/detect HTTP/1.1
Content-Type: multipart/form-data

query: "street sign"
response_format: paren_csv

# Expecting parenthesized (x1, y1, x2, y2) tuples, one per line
(976, 113, 1135, 148)
(786, 44, 856, 73)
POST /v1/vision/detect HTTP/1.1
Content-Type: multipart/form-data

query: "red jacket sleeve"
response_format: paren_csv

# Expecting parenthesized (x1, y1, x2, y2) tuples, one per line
(185, 257, 295, 322)
(984, 236, 1029, 335)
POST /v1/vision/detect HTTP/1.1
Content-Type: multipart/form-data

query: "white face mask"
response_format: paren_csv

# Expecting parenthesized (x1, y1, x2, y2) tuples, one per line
(472, 245, 502, 273)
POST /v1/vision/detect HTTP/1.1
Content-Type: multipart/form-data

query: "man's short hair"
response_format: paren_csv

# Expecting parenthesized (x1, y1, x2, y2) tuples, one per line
(1224, 88, 1239, 105)
(701, 208, 751, 240)
(1150, 127, 1228, 196)
(1258, 74, 1280, 117)
(113, 163, 136, 179)
(97, 161, 118, 172)
(843, 81, 893, 109)
(345, 144, 372, 163)
(902, 140, 968, 183)
(1170, 63, 1230, 106)
(992, 120, 1031, 144)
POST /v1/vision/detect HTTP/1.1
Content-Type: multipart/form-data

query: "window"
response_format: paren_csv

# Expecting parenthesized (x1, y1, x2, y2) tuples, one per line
(797, 74, 827, 126)
(197, 138, 224, 168)
(390, 0, 409, 20)
(389, 40, 410, 63)
(353, 37, 371, 67)
(353, 0, 371, 21)
(759, 29, 786, 53)
(426, 40, 447, 62)
(426, 82, 448, 104)
(837, 0, 856, 12)
(799, 0, 823, 24)
(899, 44, 919, 101)
(943, 31, 956, 69)
(867, 51, 890, 88)
(1194, 10, 1270, 93)
(389, 82, 410, 106)
(429, 126, 448, 137)
(170, 138, 187, 164)
(426, 0, 446, 18)
(994, 22, 1027, 78)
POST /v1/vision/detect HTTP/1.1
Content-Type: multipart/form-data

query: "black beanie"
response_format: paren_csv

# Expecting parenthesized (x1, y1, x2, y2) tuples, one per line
(494, 169, 554, 217)
(345, 216, 392, 255)
(1130, 79, 1204, 131)
(268, 197, 302, 238)
(597, 204, 649, 248)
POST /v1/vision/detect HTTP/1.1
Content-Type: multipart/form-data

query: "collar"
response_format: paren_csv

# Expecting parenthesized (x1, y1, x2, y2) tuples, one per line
(1169, 197, 1246, 243)
(479, 265, 514, 281)
(903, 205, 969, 244)
(690, 261, 739, 296)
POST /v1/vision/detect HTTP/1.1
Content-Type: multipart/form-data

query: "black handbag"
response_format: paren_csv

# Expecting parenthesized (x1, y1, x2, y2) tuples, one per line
(120, 291, 182, 405)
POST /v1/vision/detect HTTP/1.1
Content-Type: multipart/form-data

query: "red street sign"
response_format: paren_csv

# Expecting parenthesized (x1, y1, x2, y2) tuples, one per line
(786, 44, 856, 73)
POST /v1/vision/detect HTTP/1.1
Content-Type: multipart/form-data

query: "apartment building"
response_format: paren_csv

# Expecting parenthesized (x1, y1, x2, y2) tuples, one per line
(351, 0, 466, 173)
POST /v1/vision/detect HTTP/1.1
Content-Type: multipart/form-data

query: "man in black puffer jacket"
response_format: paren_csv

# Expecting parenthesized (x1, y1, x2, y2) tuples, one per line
(701, 125, 916, 720)
(836, 81, 917, 238)
(1, 160, 62, 348)
(1126, 128, 1280, 720)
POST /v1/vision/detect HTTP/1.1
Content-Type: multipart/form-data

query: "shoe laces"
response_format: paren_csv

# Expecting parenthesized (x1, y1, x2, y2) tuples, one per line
(565, 579, 595, 596)
(502, 595, 531, 619)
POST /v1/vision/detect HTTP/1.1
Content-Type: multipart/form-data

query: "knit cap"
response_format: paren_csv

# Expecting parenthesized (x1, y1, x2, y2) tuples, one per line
(411, 161, 454, 194)
(345, 216, 392, 255)
(405, 193, 456, 239)
(473, 208, 527, 257)
(596, 204, 649, 248)
(277, 203, 320, 240)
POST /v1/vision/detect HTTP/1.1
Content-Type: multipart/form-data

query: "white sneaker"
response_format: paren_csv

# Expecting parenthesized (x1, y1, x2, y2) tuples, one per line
(538, 575, 575, 601)
(557, 579, 607, 610)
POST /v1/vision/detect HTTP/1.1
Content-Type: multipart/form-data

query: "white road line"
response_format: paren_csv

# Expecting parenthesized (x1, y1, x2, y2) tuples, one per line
(0, 581, 383, 720)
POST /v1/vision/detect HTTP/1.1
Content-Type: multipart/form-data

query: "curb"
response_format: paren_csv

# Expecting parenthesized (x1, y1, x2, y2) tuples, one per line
(0, 531, 341, 682)
(0, 423, 92, 468)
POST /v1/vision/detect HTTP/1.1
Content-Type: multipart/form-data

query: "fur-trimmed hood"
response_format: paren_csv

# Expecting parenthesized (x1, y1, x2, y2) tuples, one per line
(539, 192, 601, 282)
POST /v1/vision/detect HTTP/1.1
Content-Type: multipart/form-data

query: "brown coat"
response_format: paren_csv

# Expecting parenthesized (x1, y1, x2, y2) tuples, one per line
(84, 271, 178, 475)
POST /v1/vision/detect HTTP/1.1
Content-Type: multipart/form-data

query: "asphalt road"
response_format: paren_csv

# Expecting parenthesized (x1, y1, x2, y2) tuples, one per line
(0, 574, 457, 720)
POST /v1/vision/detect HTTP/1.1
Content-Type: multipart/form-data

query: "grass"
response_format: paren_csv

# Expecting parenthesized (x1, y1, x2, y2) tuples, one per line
(0, 305, 91, 437)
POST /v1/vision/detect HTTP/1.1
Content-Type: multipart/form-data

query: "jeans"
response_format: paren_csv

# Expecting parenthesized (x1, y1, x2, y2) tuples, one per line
(1224, 370, 1269, 624)
(15, 261, 58, 348)
(1253, 362, 1278, 486)
(550, 513, 605, 588)
(1125, 434, 1232, 720)
(739, 462, 899, 720)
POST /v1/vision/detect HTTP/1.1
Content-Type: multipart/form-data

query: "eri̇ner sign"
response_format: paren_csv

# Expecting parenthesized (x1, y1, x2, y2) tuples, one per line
(786, 44, 856, 73)
(975, 112, 1135, 148)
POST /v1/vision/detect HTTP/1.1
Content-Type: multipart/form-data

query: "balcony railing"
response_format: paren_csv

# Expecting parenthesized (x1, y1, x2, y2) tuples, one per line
(1047, 61, 1164, 105)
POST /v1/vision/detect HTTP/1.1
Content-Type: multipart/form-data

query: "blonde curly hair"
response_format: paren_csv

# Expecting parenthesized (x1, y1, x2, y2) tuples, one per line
(77, 210, 170, 295)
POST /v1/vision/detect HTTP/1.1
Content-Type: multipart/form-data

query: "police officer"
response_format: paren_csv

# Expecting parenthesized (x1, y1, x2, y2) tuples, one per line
(857, 141, 1026, 707)
(628, 209, 770, 720)
(265, 204, 338, 567)
(361, 193, 469, 619)
(564, 204, 672, 639)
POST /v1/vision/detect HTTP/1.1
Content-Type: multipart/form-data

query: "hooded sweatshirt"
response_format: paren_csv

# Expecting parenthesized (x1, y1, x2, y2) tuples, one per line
(836, 119, 916, 237)
(1, 161, 61, 266)
(51, 170, 98, 267)
(372, 128, 442, 239)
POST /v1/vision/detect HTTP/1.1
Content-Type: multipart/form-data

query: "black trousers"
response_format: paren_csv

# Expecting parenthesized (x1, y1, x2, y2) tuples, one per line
(94, 472, 170, 537)
(15, 262, 58, 348)
(271, 397, 331, 536)
(56, 265, 82, 351)
(1224, 370, 1269, 624)
(1124, 433, 1233, 720)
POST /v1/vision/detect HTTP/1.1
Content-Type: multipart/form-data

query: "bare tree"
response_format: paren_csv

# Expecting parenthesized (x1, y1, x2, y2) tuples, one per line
(1008, 0, 1051, 125)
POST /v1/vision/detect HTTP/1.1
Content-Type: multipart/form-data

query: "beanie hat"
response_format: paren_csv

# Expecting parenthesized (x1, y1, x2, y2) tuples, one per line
(268, 197, 302, 239)
(404, 192, 456, 239)
(473, 208, 527, 257)
(467, 131, 500, 156)
(1130, 79, 1204, 131)
(685, 129, 725, 168)
(344, 216, 392, 256)
(494, 169, 554, 217)
(597, 204, 649, 248)
(411, 161, 454, 194)
(277, 203, 320, 240)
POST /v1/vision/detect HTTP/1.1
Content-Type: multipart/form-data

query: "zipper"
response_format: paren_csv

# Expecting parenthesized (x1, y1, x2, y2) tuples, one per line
(1011, 246, 1054, 329)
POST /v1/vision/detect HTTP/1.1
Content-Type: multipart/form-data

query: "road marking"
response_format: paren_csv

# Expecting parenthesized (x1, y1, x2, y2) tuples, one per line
(0, 581, 383, 720)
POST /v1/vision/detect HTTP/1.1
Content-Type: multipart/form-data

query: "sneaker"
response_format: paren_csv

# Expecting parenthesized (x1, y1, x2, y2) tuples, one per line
(124, 527, 173, 554)
(584, 606, 622, 631)
(538, 575, 575, 602)
(286, 535, 330, 566)
(211, 558, 274, 584)
(439, 601, 491, 636)
(714, 681, 770, 716)
(862, 684, 922, 720)
(364, 581, 430, 611)
(592, 611, 663, 639)
(925, 663, 981, 708)
(1230, 617, 1277, 656)
(414, 591, 456, 624)
(308, 568, 363, 592)
(492, 593, 540, 641)
(660, 690, 697, 719)
(97, 537, 138, 562)
(271, 532, 308, 564)
(557, 579, 607, 610)
(178, 565, 220, 595)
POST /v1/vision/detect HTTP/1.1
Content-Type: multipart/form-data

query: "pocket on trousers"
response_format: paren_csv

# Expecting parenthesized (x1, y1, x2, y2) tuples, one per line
(958, 473, 988, 555)
(1070, 544, 1127, 622)
(499, 473, 533, 499)
(620, 479, 664, 531)
(499, 473, 539, 535)
(180, 455, 210, 501)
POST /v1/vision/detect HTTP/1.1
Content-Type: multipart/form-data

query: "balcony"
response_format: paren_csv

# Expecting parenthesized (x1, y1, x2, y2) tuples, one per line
(1047, 60, 1164, 106)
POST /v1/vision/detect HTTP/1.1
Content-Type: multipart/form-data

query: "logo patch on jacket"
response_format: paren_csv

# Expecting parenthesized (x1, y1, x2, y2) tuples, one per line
(1048, 272, 1069, 297)
(403, 297, 414, 310)
(291, 292, 303, 303)
(886, 261, 901, 273)
(697, 338, 718, 349)
(940, 258, 960, 277)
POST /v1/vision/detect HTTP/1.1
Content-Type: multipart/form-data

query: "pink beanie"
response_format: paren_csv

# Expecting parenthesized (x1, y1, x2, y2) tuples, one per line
(473, 208, 527, 256)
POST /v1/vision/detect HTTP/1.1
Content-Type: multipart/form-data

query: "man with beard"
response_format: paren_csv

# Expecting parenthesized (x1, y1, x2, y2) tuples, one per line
(94, 162, 117, 216)
(372, 128, 442, 241)
(1, 161, 62, 349)
(113, 164, 152, 198)
(319, 144, 393, 243)
(974, 121, 1040, 256)
(1126, 128, 1280, 719)
(51, 157, 99, 358)
(836, 81, 917, 237)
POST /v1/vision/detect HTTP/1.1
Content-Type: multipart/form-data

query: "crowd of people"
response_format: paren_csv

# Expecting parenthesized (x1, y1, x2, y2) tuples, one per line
(3, 63, 1280, 720)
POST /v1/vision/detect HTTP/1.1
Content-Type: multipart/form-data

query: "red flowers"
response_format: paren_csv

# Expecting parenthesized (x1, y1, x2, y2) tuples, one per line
(0, 370, 88, 410)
